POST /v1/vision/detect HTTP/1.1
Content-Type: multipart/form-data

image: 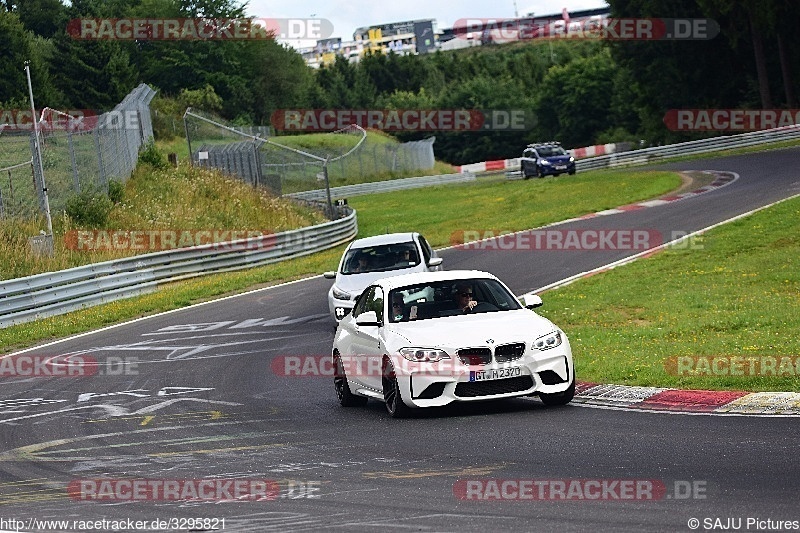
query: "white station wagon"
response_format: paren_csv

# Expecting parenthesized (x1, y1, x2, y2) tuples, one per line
(331, 270, 575, 417)
(323, 232, 442, 322)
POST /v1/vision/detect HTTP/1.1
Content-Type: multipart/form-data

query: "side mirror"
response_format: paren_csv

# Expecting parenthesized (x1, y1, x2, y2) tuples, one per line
(522, 294, 543, 309)
(323, 271, 336, 279)
(428, 257, 443, 267)
(355, 311, 380, 327)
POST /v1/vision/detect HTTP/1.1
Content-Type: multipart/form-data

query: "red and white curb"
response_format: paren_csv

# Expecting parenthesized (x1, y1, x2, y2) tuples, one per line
(568, 382, 800, 417)
(577, 171, 737, 219)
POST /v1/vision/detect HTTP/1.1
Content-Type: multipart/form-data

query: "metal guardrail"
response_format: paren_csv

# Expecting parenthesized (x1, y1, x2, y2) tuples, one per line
(0, 208, 357, 328)
(501, 125, 800, 177)
(286, 172, 476, 202)
(575, 125, 800, 172)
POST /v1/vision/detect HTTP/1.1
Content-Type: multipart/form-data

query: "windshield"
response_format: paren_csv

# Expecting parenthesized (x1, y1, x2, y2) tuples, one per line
(342, 242, 419, 275)
(536, 146, 567, 157)
(388, 278, 522, 322)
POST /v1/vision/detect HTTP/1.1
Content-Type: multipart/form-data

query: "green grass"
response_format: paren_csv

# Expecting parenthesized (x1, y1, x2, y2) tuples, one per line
(0, 166, 681, 353)
(535, 195, 800, 392)
(348, 169, 681, 248)
(0, 161, 327, 279)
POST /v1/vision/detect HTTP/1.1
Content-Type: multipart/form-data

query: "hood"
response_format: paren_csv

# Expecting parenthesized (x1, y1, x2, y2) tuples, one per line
(334, 265, 427, 298)
(385, 309, 558, 351)
(333, 271, 389, 298)
(542, 155, 572, 164)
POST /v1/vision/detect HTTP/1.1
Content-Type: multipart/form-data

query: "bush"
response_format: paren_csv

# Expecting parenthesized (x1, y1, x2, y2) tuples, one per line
(65, 189, 113, 227)
(108, 179, 124, 204)
(150, 93, 183, 141)
(139, 141, 168, 169)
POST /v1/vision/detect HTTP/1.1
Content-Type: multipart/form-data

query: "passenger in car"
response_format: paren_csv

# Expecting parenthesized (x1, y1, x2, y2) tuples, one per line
(391, 294, 407, 321)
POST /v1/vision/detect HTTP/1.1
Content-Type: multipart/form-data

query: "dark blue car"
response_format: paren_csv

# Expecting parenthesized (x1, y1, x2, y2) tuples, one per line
(521, 142, 576, 178)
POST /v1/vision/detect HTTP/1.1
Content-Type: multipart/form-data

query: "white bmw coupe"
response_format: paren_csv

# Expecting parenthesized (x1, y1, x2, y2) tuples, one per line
(331, 270, 575, 417)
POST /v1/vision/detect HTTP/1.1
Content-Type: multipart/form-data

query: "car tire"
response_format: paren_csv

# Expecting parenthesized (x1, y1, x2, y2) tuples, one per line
(568, 169, 576, 175)
(382, 359, 411, 418)
(334, 353, 368, 407)
(522, 166, 532, 180)
(536, 166, 545, 178)
(539, 374, 575, 406)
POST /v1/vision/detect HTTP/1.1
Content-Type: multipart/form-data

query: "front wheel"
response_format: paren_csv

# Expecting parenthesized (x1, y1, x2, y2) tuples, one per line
(539, 376, 575, 406)
(334, 354, 368, 407)
(536, 166, 546, 178)
(522, 166, 533, 180)
(383, 360, 411, 418)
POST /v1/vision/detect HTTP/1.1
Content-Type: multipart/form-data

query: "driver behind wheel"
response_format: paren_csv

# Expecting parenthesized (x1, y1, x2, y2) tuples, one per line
(454, 282, 478, 312)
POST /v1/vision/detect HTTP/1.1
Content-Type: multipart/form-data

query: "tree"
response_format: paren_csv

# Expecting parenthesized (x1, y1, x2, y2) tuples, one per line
(16, 0, 67, 38)
(0, 10, 32, 104)
(535, 51, 617, 147)
(50, 29, 138, 108)
(0, 9, 60, 106)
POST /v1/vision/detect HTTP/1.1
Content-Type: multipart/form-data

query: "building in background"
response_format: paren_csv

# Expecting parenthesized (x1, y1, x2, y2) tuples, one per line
(300, 8, 611, 67)
(301, 19, 438, 67)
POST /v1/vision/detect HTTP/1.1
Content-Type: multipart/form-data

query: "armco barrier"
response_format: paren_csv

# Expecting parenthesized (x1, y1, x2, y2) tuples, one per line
(0, 208, 357, 328)
(286, 172, 476, 202)
(492, 125, 800, 176)
(575, 125, 800, 172)
(571, 142, 630, 159)
(456, 159, 519, 173)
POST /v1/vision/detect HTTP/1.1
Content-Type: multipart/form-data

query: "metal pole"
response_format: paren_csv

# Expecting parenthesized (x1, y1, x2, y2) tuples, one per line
(25, 61, 53, 236)
(68, 130, 80, 193)
(323, 156, 334, 219)
(184, 107, 194, 167)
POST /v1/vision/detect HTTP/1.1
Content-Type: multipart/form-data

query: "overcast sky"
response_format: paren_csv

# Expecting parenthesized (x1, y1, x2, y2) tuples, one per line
(246, 0, 609, 46)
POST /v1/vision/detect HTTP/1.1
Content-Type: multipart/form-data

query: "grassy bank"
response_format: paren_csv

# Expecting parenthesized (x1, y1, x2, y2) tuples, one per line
(536, 195, 800, 392)
(0, 161, 327, 280)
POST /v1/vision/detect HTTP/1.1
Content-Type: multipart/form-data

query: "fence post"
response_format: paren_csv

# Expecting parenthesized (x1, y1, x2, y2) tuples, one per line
(94, 128, 107, 190)
(67, 130, 80, 193)
(323, 156, 334, 220)
(184, 110, 194, 167)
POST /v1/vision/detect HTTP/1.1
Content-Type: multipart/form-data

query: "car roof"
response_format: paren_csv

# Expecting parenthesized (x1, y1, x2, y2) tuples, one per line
(527, 141, 562, 148)
(375, 270, 498, 291)
(348, 232, 418, 249)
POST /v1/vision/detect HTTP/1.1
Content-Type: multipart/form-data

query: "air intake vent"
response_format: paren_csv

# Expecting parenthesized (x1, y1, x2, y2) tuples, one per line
(495, 342, 526, 362)
(457, 348, 492, 366)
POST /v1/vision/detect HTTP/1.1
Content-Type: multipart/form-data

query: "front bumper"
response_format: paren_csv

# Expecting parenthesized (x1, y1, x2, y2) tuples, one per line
(540, 163, 575, 176)
(393, 346, 573, 408)
(329, 298, 354, 321)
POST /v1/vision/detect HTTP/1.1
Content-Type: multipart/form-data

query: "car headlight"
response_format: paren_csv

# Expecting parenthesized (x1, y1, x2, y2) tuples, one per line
(533, 331, 562, 351)
(569, 157, 575, 162)
(540, 159, 552, 165)
(332, 287, 350, 300)
(399, 348, 450, 363)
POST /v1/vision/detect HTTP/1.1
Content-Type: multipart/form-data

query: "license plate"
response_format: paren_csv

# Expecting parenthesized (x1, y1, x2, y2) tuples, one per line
(555, 165, 567, 170)
(470, 367, 522, 381)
